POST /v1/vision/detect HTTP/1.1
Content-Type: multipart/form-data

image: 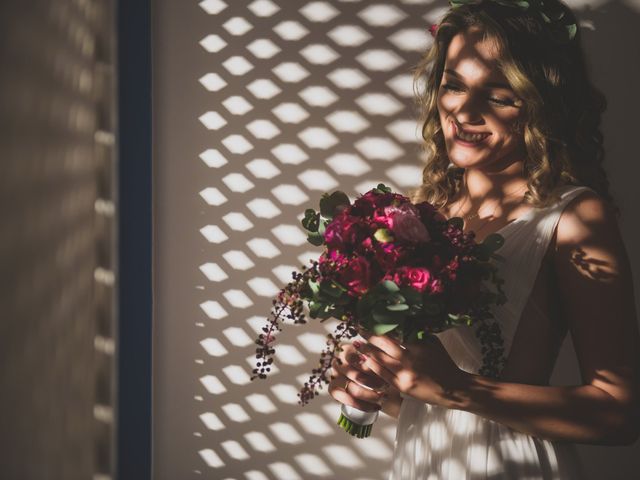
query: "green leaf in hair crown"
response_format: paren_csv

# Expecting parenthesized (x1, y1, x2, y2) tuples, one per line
(447, 0, 576, 41)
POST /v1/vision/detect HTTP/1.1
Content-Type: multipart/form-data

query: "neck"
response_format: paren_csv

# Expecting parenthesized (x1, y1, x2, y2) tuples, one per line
(460, 160, 528, 201)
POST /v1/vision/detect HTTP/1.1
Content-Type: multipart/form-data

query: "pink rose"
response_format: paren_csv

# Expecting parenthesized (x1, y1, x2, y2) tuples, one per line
(390, 212, 431, 243)
(393, 266, 432, 293)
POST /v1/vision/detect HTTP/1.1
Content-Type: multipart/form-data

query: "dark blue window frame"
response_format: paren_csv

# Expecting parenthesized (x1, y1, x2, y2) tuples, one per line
(117, 1, 152, 479)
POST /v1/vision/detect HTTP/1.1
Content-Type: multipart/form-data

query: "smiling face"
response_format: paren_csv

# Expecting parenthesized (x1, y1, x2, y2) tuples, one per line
(437, 27, 526, 172)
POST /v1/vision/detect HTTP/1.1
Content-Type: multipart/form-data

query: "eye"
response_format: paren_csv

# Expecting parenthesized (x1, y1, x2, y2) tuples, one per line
(489, 96, 517, 107)
(441, 83, 463, 92)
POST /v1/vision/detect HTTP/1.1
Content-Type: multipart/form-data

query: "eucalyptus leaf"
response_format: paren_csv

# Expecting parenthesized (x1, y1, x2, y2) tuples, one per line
(372, 309, 395, 324)
(373, 323, 399, 335)
(309, 301, 323, 318)
(320, 280, 346, 299)
(307, 232, 324, 246)
(320, 191, 350, 219)
(374, 228, 394, 243)
(308, 279, 320, 295)
(381, 280, 400, 293)
(373, 183, 392, 194)
(301, 209, 320, 232)
(318, 220, 327, 236)
(481, 233, 505, 252)
(400, 287, 422, 304)
(386, 303, 409, 312)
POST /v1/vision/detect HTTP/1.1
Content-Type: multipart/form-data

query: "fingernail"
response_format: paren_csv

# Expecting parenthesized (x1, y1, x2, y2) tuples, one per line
(353, 340, 362, 349)
(358, 353, 367, 363)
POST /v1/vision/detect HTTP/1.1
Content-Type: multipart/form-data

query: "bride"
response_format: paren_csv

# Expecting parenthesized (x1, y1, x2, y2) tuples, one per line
(329, 0, 640, 478)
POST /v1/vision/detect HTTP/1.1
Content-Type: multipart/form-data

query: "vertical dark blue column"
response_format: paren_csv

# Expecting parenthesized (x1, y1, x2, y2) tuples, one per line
(116, 1, 152, 479)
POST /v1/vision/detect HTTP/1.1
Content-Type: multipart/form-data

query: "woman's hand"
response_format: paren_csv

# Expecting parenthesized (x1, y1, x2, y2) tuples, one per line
(328, 341, 389, 413)
(354, 331, 469, 408)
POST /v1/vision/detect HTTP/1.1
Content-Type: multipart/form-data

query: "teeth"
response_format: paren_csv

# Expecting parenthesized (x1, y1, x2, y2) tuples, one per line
(456, 127, 488, 142)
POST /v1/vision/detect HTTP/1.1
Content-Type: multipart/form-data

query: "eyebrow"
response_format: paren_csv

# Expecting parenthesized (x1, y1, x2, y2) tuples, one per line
(444, 68, 513, 90)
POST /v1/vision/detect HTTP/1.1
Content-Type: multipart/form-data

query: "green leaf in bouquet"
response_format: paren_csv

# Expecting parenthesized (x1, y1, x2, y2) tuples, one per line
(372, 183, 392, 194)
(358, 313, 375, 332)
(374, 228, 394, 243)
(319, 191, 350, 219)
(373, 323, 400, 335)
(309, 300, 324, 318)
(386, 303, 409, 312)
(389, 293, 406, 304)
(307, 231, 324, 246)
(399, 287, 422, 305)
(447, 216, 464, 230)
(381, 280, 400, 293)
(301, 209, 320, 232)
(308, 279, 320, 295)
(319, 280, 347, 299)
(318, 219, 327, 236)
(447, 312, 473, 326)
(372, 307, 395, 324)
(482, 233, 505, 252)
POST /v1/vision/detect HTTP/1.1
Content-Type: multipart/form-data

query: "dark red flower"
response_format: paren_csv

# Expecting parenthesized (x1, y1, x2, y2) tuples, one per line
(338, 256, 373, 296)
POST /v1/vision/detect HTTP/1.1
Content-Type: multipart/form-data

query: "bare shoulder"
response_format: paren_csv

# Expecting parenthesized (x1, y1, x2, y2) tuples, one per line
(554, 189, 622, 250)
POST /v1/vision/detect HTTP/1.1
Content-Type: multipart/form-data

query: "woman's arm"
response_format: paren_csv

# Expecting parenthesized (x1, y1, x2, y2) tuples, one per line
(444, 191, 640, 445)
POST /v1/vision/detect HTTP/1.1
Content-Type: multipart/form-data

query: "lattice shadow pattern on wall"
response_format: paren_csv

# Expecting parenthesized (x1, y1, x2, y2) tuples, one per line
(193, 0, 446, 478)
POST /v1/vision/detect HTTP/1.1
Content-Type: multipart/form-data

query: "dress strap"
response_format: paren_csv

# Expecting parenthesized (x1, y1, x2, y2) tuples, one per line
(494, 184, 596, 363)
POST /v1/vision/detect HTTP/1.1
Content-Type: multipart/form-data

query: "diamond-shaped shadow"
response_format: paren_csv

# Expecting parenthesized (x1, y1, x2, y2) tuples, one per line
(247, 38, 281, 58)
(327, 24, 371, 47)
(246, 158, 281, 179)
(248, 0, 280, 17)
(358, 4, 407, 27)
(299, 2, 339, 23)
(223, 17, 253, 36)
(199, 0, 227, 15)
(247, 78, 281, 99)
(273, 20, 309, 41)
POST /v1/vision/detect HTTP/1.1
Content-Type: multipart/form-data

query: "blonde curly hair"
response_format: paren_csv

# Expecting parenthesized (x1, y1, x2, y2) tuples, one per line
(410, 0, 619, 216)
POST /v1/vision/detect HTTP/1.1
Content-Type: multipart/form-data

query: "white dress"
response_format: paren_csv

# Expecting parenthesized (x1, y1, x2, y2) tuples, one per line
(390, 185, 594, 480)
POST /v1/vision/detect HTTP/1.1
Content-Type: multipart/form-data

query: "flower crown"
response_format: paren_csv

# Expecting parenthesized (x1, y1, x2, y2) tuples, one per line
(429, 0, 577, 43)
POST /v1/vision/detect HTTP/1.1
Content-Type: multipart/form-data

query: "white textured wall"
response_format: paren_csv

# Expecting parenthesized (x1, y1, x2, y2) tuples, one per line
(152, 1, 640, 479)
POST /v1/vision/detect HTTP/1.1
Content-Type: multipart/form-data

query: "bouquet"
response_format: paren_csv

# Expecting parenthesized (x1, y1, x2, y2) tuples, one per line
(251, 184, 507, 438)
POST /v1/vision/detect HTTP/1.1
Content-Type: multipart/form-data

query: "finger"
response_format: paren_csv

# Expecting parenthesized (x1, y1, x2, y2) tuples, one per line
(357, 352, 398, 389)
(331, 357, 388, 391)
(330, 382, 382, 413)
(336, 342, 359, 364)
(345, 379, 385, 405)
(363, 335, 406, 361)
(354, 342, 404, 374)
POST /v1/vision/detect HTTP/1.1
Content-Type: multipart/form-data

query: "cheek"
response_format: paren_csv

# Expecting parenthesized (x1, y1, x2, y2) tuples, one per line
(437, 92, 457, 114)
(492, 111, 524, 137)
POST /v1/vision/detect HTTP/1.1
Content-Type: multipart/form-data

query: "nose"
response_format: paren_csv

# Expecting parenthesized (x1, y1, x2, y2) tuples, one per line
(451, 93, 484, 126)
